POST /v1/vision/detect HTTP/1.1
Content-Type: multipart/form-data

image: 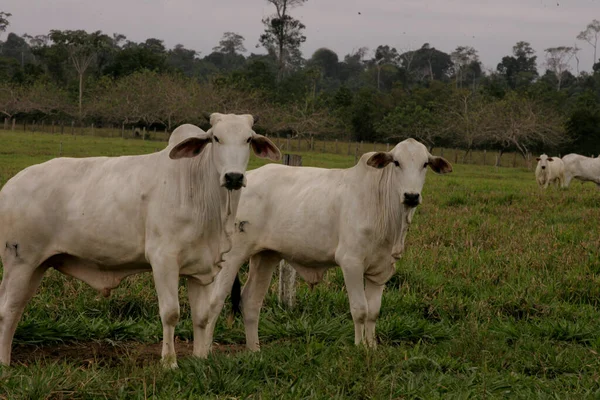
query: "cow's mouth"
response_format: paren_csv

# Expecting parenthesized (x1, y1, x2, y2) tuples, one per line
(403, 193, 421, 207)
(223, 172, 245, 190)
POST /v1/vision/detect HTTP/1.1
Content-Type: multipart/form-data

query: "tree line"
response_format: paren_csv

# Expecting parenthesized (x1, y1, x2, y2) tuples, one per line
(0, 3, 599, 156)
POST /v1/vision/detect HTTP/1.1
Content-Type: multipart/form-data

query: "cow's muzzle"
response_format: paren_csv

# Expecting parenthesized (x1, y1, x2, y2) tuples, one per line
(541, 166, 546, 169)
(403, 192, 420, 207)
(224, 172, 245, 191)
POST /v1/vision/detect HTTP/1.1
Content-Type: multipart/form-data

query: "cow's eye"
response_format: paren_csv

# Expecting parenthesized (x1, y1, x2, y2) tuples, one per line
(214, 137, 220, 143)
(393, 160, 400, 167)
(423, 162, 429, 169)
(247, 137, 252, 143)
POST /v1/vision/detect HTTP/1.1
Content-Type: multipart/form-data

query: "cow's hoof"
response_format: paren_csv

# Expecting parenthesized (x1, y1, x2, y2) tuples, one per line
(161, 357, 178, 370)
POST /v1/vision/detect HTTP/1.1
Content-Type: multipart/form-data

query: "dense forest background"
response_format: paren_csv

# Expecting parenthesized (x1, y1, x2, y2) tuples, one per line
(1, 3, 600, 157)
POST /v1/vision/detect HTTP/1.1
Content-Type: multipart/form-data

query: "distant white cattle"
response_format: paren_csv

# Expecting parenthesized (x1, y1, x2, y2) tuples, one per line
(535, 154, 565, 189)
(197, 138, 452, 353)
(562, 153, 600, 188)
(0, 113, 280, 367)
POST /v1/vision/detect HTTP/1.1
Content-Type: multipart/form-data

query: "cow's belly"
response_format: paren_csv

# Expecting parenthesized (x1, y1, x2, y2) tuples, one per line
(266, 238, 337, 267)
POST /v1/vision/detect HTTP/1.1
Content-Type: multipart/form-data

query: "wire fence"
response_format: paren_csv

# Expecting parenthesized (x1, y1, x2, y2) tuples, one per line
(1, 117, 536, 169)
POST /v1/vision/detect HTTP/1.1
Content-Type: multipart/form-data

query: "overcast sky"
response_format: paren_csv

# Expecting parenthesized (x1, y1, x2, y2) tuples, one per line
(2, 0, 599, 72)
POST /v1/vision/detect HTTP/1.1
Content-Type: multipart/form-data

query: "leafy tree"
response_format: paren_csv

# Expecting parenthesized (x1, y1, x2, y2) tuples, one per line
(376, 101, 442, 149)
(399, 43, 452, 84)
(450, 46, 481, 89)
(577, 19, 600, 70)
(167, 44, 198, 76)
(259, 0, 307, 82)
(308, 48, 339, 79)
(565, 90, 600, 155)
(104, 44, 169, 78)
(49, 30, 112, 118)
(213, 32, 246, 55)
(370, 45, 399, 91)
(496, 41, 538, 90)
(544, 46, 579, 90)
(0, 11, 11, 41)
(338, 47, 367, 88)
(1, 33, 35, 67)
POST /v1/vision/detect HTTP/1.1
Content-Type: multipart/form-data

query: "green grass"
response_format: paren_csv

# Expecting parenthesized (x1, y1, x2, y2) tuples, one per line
(1, 130, 600, 398)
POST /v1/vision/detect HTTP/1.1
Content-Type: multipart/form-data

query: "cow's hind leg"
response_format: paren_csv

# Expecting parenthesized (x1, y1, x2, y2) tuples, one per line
(0, 262, 46, 366)
(364, 278, 385, 347)
(242, 251, 280, 351)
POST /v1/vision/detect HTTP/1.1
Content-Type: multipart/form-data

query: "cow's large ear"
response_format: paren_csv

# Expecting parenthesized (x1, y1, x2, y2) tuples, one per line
(547, 157, 554, 162)
(367, 152, 394, 169)
(428, 155, 452, 174)
(169, 136, 211, 159)
(251, 134, 281, 161)
(536, 157, 541, 161)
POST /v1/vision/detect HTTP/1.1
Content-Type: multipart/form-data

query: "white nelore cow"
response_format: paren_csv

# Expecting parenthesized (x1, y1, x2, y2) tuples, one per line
(562, 153, 600, 188)
(535, 154, 565, 189)
(198, 138, 452, 353)
(0, 113, 280, 367)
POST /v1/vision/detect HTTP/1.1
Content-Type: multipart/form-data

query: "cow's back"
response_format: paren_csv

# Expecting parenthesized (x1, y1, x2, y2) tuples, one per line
(562, 153, 600, 181)
(237, 164, 350, 265)
(0, 154, 159, 265)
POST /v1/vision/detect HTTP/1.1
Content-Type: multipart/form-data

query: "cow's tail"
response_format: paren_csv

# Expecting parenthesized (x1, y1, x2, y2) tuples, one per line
(230, 273, 242, 317)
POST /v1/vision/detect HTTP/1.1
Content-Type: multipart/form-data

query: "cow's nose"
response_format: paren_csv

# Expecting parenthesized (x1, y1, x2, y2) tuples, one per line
(403, 193, 420, 207)
(541, 166, 546, 169)
(224, 173, 245, 190)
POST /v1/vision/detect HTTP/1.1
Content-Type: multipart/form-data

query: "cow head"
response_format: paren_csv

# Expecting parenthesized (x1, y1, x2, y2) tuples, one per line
(366, 138, 452, 207)
(169, 113, 281, 190)
(536, 154, 553, 170)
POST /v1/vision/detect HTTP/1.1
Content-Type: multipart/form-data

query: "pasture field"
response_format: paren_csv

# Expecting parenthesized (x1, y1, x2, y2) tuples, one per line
(1, 131, 600, 399)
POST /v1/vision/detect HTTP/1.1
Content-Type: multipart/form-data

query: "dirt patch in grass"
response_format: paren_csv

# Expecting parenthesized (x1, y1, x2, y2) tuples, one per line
(11, 340, 246, 368)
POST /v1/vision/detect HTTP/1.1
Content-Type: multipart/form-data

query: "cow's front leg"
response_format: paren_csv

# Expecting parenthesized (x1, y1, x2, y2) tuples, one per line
(187, 276, 211, 358)
(338, 258, 368, 345)
(364, 277, 385, 347)
(242, 251, 280, 351)
(150, 260, 180, 369)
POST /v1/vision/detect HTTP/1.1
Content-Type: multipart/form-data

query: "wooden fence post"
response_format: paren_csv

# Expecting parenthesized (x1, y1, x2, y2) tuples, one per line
(11, 118, 15, 131)
(3, 117, 8, 130)
(310, 135, 314, 151)
(71, 121, 75, 135)
(51, 120, 55, 134)
(286, 135, 291, 151)
(121, 123, 125, 139)
(335, 139, 338, 154)
(278, 153, 302, 308)
(91, 123, 95, 136)
(386, 143, 390, 152)
(483, 149, 487, 165)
